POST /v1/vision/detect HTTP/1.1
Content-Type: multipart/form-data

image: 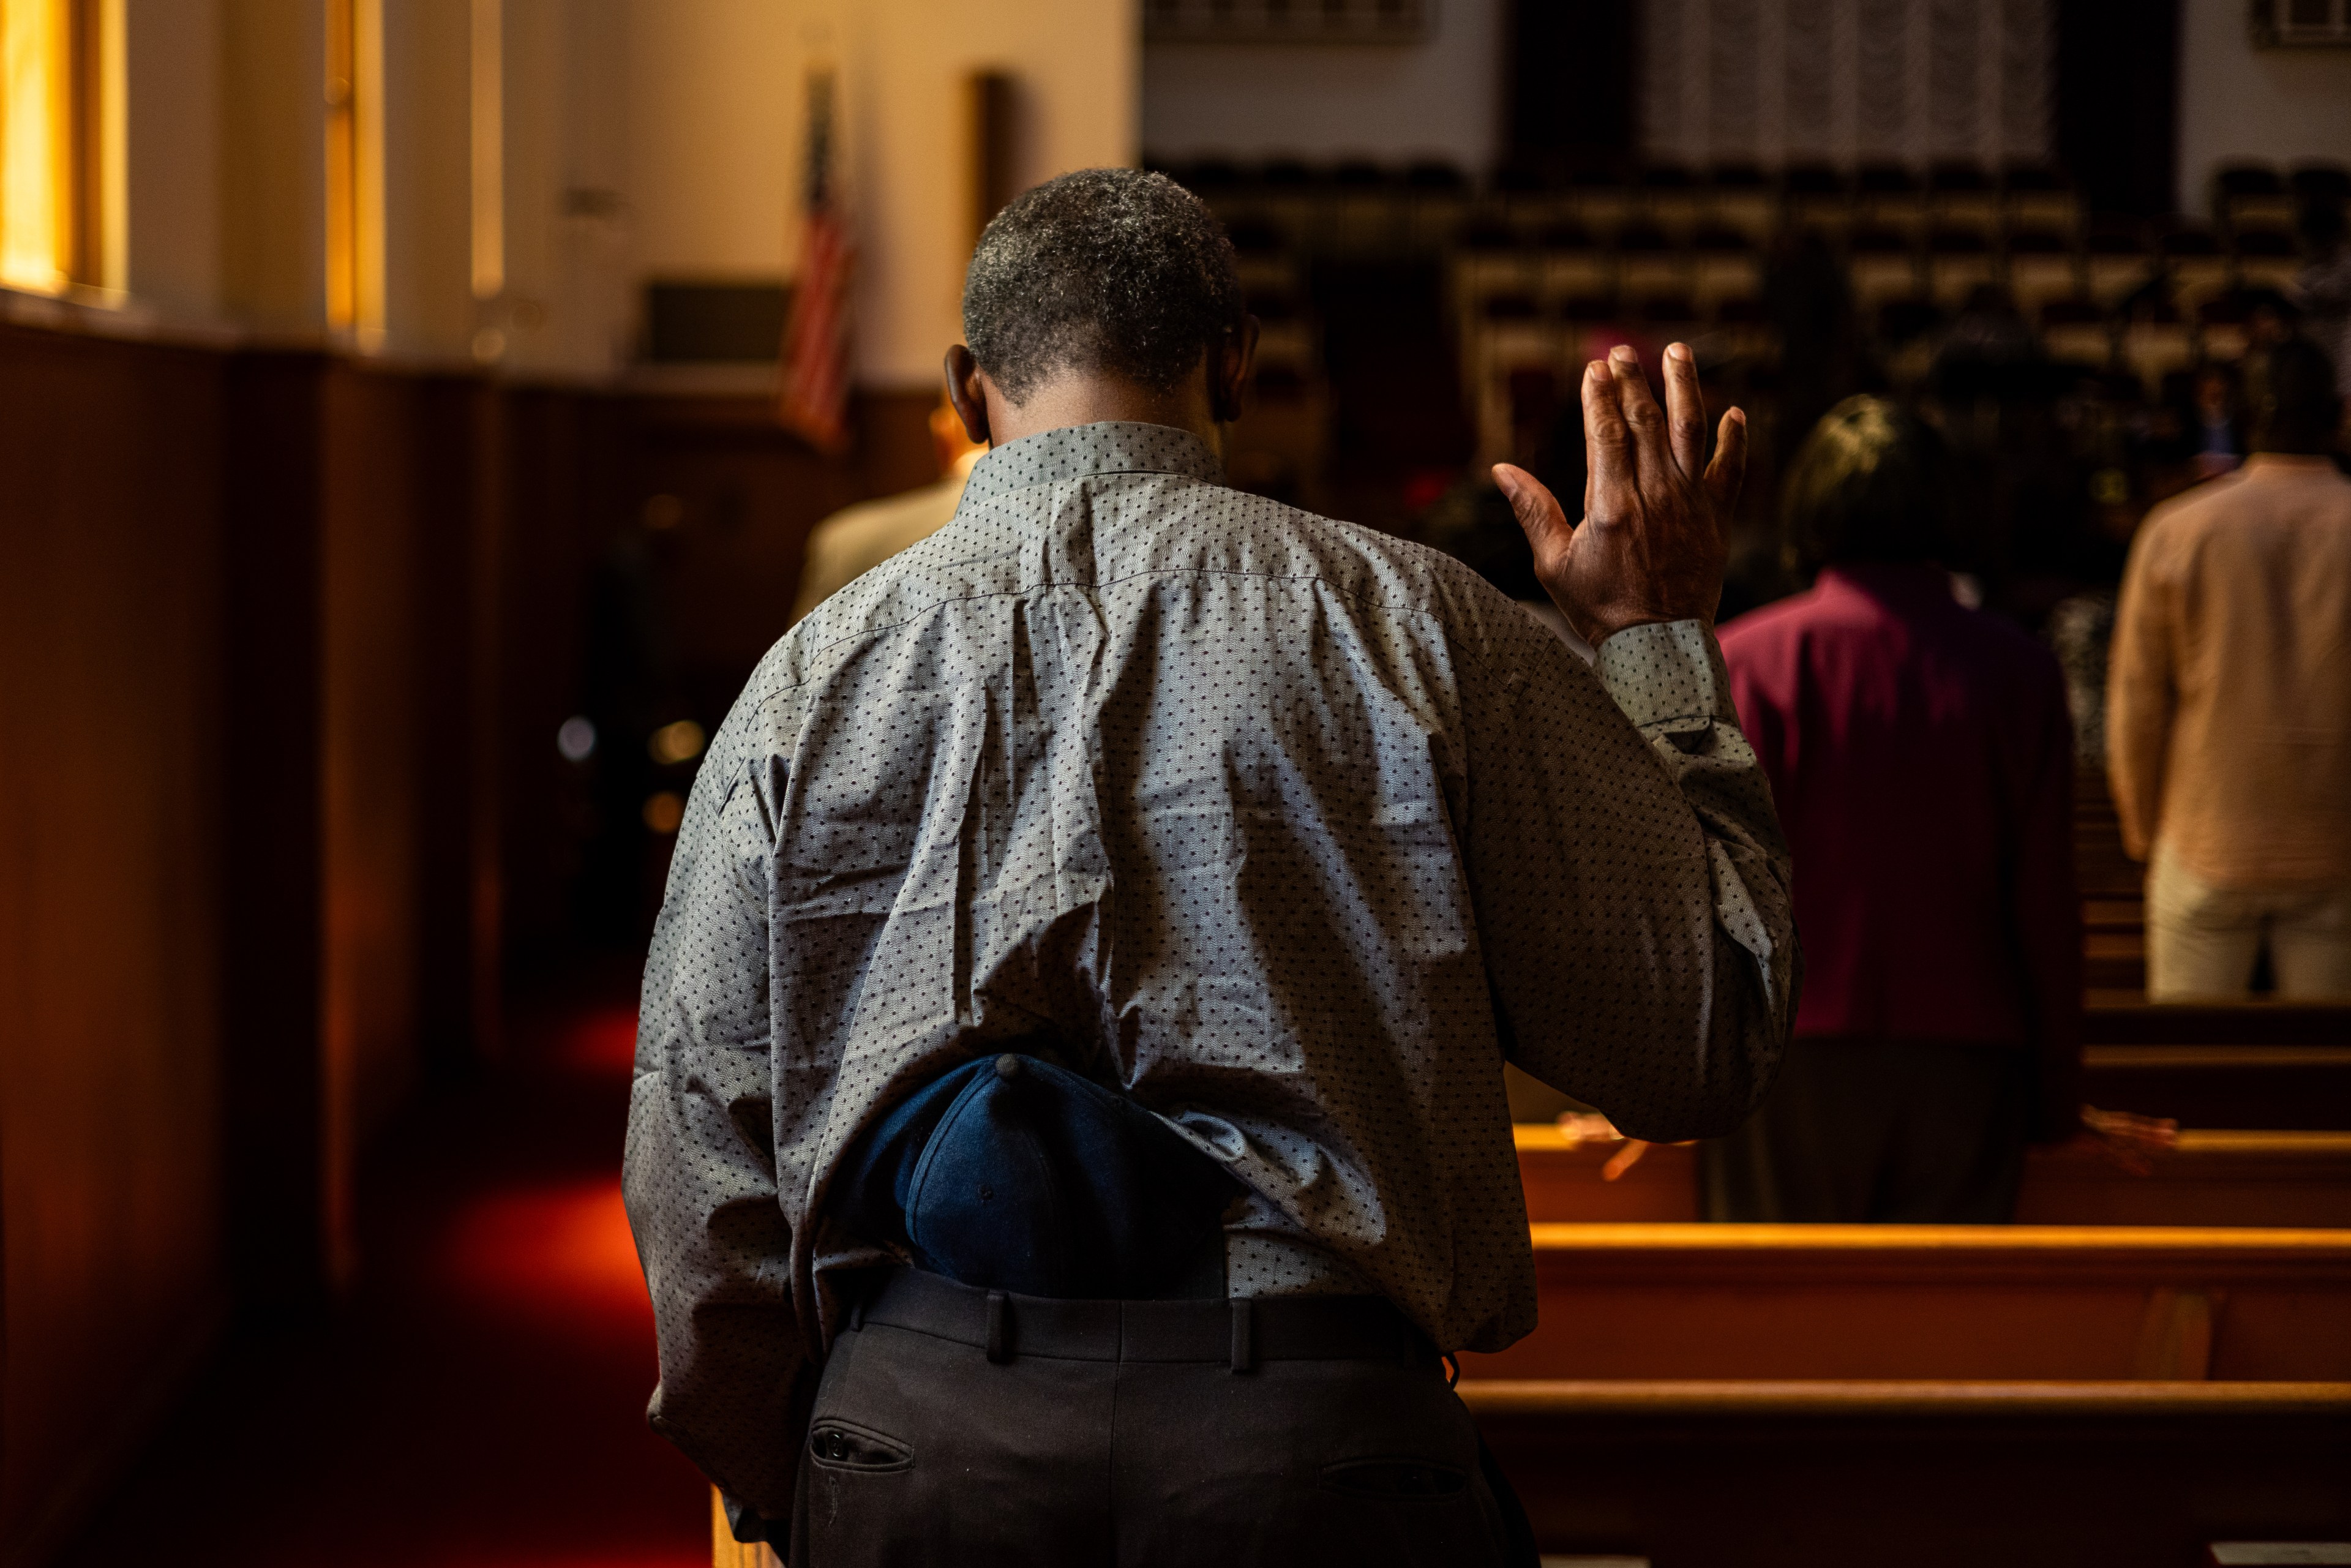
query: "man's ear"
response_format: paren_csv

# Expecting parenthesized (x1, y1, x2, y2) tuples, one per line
(1209, 316, 1261, 427)
(943, 345, 992, 446)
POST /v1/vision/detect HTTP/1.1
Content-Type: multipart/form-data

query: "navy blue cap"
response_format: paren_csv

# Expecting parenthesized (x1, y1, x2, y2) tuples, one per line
(834, 1047, 1242, 1299)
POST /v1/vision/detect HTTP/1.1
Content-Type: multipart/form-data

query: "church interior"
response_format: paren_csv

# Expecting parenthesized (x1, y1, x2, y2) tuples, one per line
(3, 1, 2350, 1564)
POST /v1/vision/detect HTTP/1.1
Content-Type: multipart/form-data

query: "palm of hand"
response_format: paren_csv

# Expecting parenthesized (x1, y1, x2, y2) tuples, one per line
(1495, 344, 1745, 648)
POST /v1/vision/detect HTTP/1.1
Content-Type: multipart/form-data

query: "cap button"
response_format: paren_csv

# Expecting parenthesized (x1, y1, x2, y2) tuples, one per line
(994, 1054, 1020, 1078)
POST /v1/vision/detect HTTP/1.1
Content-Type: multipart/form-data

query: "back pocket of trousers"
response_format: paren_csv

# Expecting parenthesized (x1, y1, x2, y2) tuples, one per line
(810, 1419, 913, 1473)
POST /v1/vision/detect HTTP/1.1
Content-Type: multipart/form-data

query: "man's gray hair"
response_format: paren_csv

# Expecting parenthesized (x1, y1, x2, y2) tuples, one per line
(962, 168, 1244, 403)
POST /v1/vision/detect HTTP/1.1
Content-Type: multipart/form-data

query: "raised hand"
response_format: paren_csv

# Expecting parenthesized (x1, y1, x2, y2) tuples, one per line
(1493, 342, 1746, 647)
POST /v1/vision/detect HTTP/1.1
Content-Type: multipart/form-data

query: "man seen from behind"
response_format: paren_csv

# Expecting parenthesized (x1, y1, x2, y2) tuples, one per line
(624, 168, 1796, 1566)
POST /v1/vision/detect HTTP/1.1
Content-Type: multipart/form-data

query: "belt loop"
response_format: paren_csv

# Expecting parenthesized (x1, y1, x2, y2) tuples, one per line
(986, 1291, 1011, 1365)
(1229, 1297, 1254, 1375)
(849, 1296, 866, 1332)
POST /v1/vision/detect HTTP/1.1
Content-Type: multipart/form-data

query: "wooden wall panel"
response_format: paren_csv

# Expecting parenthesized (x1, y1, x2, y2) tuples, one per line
(218, 351, 330, 1306)
(320, 366, 426, 1275)
(0, 324, 231, 1561)
(402, 376, 501, 1081)
(497, 388, 629, 968)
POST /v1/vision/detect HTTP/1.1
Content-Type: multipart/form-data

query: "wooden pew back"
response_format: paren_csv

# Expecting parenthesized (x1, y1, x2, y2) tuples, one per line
(1461, 1222, 2351, 1382)
(1515, 1126, 2351, 1228)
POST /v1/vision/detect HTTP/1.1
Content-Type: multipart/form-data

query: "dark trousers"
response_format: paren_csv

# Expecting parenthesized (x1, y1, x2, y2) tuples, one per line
(795, 1269, 1518, 1568)
(1700, 1037, 2033, 1223)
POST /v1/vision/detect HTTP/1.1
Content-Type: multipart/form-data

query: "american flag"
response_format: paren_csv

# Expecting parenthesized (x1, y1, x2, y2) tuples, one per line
(779, 69, 853, 453)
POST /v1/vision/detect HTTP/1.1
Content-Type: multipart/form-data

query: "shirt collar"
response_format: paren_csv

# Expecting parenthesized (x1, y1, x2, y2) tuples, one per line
(1814, 560, 1959, 608)
(2241, 452, 2341, 478)
(961, 421, 1225, 504)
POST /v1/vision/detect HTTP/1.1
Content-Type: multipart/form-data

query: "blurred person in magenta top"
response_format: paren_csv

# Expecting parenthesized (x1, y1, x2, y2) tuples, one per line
(1709, 397, 2083, 1221)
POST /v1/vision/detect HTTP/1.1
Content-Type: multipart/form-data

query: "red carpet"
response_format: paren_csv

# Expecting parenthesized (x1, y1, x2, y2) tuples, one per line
(58, 983, 708, 1568)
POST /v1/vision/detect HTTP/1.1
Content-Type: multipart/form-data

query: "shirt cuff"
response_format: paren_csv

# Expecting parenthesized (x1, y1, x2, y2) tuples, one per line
(1593, 620, 1737, 735)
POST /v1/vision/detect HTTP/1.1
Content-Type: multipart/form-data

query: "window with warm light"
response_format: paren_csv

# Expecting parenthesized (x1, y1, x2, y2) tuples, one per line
(1, 0, 72, 292)
(325, 0, 384, 340)
(0, 0, 119, 298)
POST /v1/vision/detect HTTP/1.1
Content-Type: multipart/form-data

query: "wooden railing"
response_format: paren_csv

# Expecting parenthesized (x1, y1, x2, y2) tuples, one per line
(1517, 1125, 2351, 1228)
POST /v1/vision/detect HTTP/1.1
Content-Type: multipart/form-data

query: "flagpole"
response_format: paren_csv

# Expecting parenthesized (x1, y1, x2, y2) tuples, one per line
(779, 62, 853, 455)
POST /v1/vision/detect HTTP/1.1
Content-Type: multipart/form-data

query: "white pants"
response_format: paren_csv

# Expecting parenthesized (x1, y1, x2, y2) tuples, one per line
(2145, 848, 2351, 1000)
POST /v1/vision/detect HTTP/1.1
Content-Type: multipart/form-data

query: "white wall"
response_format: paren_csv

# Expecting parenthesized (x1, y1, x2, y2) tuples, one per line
(2177, 0, 2351, 219)
(380, 0, 476, 362)
(502, 0, 634, 380)
(218, 0, 328, 336)
(623, 0, 794, 282)
(1140, 0, 1501, 171)
(828, 0, 1139, 386)
(122, 0, 222, 323)
(621, 0, 1136, 387)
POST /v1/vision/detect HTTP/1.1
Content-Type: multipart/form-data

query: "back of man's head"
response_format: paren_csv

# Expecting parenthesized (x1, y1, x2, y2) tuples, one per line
(962, 168, 1243, 405)
(1780, 396, 1952, 574)
(2244, 337, 2343, 456)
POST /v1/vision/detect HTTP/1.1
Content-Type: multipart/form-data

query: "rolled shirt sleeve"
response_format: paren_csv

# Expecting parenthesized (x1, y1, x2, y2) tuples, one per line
(1461, 615, 1799, 1142)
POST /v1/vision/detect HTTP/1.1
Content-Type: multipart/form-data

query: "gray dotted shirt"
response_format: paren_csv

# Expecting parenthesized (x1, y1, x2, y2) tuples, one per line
(623, 422, 1797, 1513)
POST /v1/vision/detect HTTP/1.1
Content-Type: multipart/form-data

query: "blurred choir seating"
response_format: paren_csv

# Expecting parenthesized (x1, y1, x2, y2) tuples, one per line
(1163, 155, 2350, 475)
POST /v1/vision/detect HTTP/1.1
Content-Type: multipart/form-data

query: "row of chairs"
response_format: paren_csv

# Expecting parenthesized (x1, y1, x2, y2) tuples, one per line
(1177, 158, 2100, 257)
(1179, 156, 2348, 268)
(1458, 291, 2270, 463)
(1180, 155, 2345, 216)
(1449, 222, 2305, 327)
(2212, 160, 2351, 230)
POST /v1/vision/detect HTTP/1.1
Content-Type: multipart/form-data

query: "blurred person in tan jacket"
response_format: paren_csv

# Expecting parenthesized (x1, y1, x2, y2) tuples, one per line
(2108, 337, 2351, 999)
(789, 402, 986, 625)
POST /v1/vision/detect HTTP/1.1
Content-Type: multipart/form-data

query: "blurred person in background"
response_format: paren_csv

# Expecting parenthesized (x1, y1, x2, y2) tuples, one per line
(2184, 362, 2246, 479)
(2109, 337, 2351, 999)
(1699, 398, 2087, 1221)
(787, 400, 987, 624)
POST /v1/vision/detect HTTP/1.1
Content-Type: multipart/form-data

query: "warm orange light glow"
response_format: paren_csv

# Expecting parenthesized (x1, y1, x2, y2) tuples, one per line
(642, 792, 685, 834)
(0, 0, 71, 292)
(324, 0, 355, 325)
(556, 1005, 639, 1075)
(470, 0, 502, 301)
(324, 0, 383, 339)
(441, 1177, 653, 1328)
(648, 719, 705, 767)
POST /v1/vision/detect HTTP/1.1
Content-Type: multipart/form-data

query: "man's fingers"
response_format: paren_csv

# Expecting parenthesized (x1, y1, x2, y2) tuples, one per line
(1703, 407, 1749, 516)
(1601, 1141, 1651, 1182)
(1608, 344, 1668, 477)
(1581, 359, 1633, 502)
(1492, 462, 1569, 549)
(1662, 343, 1708, 481)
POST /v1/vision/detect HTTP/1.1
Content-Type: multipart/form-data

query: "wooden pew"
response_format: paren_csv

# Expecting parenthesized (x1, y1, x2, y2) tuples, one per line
(2084, 1001, 2351, 1046)
(2085, 1002, 2351, 1128)
(1468, 1378, 2351, 1567)
(1516, 1125, 2351, 1228)
(1458, 1223, 2351, 1381)
(1511, 1007, 2351, 1131)
(2075, 766, 2147, 994)
(2083, 1045, 2351, 1130)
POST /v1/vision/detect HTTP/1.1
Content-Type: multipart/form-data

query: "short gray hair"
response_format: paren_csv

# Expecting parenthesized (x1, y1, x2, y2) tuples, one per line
(961, 168, 1244, 403)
